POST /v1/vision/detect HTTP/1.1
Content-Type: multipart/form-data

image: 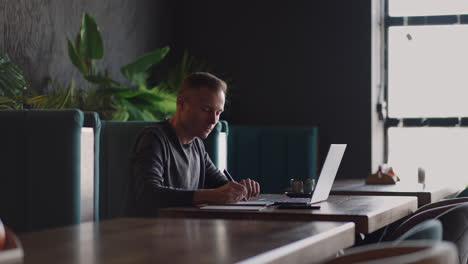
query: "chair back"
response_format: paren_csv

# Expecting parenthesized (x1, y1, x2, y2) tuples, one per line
(415, 198, 468, 215)
(456, 188, 468, 198)
(389, 204, 461, 240)
(436, 203, 468, 264)
(395, 219, 442, 243)
(321, 241, 458, 264)
(99, 121, 157, 219)
(0, 110, 83, 232)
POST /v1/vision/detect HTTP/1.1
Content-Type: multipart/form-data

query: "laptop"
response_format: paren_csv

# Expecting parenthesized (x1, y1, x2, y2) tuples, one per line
(263, 144, 347, 206)
(200, 144, 346, 210)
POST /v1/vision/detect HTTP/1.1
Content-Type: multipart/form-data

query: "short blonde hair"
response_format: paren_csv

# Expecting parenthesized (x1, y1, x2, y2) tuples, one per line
(178, 72, 227, 95)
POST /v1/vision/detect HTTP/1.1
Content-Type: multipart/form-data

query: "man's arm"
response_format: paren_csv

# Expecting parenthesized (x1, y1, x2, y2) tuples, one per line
(193, 182, 248, 204)
(202, 149, 260, 199)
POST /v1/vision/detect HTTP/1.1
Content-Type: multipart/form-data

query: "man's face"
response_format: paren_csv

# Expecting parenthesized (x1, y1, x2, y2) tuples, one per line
(179, 87, 225, 140)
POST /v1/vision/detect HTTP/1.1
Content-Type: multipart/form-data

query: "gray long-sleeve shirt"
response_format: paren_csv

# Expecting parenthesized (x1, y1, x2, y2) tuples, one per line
(126, 121, 228, 216)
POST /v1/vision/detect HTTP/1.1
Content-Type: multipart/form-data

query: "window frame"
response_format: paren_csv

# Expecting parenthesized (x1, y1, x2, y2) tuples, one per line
(382, 0, 468, 162)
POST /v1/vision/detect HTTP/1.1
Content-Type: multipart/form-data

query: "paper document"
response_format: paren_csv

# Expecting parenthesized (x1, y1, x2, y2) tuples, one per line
(199, 205, 266, 211)
(224, 200, 274, 206)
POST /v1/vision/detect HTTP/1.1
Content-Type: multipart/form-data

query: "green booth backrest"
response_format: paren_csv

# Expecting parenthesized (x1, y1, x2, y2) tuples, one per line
(228, 125, 318, 194)
(0, 109, 83, 232)
(99, 121, 158, 219)
(99, 120, 227, 219)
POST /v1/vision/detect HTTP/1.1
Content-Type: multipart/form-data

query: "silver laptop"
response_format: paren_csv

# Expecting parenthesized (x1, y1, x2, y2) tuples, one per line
(273, 144, 347, 205)
(218, 144, 346, 207)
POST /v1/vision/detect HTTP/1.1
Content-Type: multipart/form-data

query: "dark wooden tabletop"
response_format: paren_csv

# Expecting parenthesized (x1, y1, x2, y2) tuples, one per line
(18, 218, 354, 264)
(331, 179, 461, 207)
(160, 194, 417, 234)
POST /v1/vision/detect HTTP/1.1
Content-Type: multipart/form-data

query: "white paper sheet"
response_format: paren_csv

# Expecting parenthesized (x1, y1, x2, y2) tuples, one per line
(199, 205, 266, 211)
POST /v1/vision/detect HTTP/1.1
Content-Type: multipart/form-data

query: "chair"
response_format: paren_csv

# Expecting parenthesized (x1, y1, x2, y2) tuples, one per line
(456, 188, 468, 198)
(320, 241, 458, 264)
(394, 219, 442, 243)
(0, 109, 84, 232)
(437, 203, 468, 264)
(99, 120, 229, 219)
(414, 198, 468, 215)
(388, 204, 462, 241)
(227, 125, 318, 193)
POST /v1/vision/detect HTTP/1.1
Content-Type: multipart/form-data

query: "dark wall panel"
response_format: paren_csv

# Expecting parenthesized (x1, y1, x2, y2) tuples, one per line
(173, 0, 372, 178)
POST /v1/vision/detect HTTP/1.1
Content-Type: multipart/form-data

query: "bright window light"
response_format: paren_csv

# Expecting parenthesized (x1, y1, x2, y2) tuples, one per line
(388, 127, 468, 187)
(389, 0, 468, 17)
(388, 25, 468, 118)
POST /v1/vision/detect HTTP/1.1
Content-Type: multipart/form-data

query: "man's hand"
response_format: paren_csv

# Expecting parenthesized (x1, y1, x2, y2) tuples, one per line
(193, 182, 247, 204)
(239, 178, 260, 199)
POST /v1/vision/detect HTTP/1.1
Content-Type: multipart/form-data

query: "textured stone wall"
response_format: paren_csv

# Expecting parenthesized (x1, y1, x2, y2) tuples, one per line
(0, 0, 171, 91)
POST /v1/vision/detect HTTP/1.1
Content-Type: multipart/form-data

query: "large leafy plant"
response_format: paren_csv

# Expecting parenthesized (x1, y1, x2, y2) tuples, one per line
(0, 54, 47, 109)
(157, 50, 213, 94)
(56, 12, 176, 121)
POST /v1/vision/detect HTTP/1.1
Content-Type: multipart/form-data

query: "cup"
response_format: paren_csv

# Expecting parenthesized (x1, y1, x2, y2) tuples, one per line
(303, 179, 315, 194)
(290, 179, 304, 193)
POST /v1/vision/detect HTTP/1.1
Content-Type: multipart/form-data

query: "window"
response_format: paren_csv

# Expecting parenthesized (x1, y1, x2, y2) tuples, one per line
(383, 0, 468, 186)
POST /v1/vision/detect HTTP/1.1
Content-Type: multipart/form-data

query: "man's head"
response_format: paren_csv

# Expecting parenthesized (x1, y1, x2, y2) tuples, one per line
(174, 72, 227, 141)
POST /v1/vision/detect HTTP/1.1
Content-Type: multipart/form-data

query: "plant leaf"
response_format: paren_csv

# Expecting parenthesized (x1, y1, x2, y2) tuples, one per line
(85, 74, 120, 87)
(0, 54, 29, 98)
(79, 13, 104, 60)
(25, 95, 48, 104)
(0, 96, 14, 104)
(111, 107, 130, 121)
(120, 46, 170, 81)
(67, 38, 88, 74)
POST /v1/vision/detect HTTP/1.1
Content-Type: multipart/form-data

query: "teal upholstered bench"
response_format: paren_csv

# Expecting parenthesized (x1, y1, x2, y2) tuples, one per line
(227, 125, 318, 194)
(99, 120, 229, 219)
(0, 109, 84, 232)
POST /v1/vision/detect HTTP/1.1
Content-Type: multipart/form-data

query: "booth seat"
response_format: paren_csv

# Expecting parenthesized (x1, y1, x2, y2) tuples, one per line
(0, 109, 84, 232)
(227, 125, 318, 194)
(98, 120, 228, 219)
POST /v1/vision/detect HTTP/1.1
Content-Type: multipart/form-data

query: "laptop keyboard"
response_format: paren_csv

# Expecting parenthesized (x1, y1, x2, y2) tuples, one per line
(274, 198, 311, 204)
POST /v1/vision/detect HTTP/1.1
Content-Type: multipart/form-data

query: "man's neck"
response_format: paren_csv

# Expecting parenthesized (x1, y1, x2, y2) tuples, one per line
(168, 116, 195, 145)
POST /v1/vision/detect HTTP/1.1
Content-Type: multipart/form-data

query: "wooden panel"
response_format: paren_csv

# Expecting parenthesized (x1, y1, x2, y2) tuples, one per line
(19, 218, 354, 264)
(160, 195, 417, 234)
(331, 179, 461, 207)
(80, 128, 94, 222)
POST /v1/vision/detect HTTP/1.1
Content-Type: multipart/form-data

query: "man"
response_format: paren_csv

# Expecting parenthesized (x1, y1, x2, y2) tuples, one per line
(126, 72, 260, 216)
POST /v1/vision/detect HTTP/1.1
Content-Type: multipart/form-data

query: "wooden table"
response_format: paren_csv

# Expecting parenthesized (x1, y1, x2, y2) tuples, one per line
(19, 218, 355, 264)
(331, 179, 461, 207)
(160, 195, 417, 234)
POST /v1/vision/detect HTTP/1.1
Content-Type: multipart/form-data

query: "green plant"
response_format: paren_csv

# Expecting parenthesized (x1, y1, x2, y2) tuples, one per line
(157, 50, 213, 94)
(156, 50, 234, 102)
(60, 12, 176, 121)
(0, 54, 47, 109)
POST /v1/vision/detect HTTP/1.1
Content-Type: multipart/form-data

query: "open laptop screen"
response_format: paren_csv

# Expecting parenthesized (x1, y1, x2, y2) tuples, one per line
(310, 144, 347, 203)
